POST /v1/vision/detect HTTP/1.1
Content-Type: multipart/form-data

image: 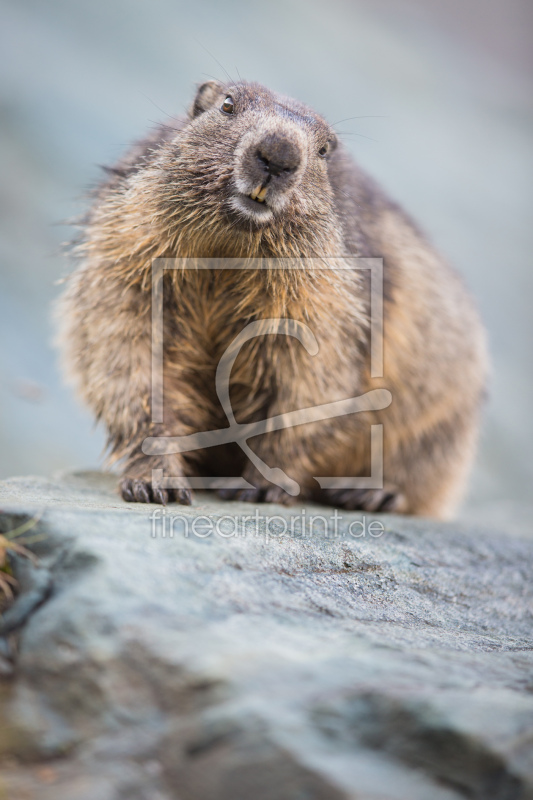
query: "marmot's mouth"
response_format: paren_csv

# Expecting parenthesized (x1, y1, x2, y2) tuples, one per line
(249, 182, 269, 204)
(229, 185, 275, 223)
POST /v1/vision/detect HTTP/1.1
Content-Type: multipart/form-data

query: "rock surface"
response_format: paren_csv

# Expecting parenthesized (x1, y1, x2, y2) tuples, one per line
(0, 471, 532, 800)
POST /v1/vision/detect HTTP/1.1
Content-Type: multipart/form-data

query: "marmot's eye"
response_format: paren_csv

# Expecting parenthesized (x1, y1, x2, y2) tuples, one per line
(318, 142, 331, 158)
(221, 96, 235, 114)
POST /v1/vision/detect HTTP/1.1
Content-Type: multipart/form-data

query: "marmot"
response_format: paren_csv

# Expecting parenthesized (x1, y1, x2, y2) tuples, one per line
(56, 80, 488, 517)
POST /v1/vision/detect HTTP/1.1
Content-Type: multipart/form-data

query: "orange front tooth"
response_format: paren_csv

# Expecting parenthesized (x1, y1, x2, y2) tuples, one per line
(250, 184, 262, 201)
(257, 186, 268, 201)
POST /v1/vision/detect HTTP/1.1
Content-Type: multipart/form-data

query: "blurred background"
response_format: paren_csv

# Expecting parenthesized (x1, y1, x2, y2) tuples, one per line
(1, 0, 531, 530)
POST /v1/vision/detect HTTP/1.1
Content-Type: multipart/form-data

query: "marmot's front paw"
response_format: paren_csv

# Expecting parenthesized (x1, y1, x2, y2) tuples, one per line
(320, 487, 406, 513)
(120, 477, 192, 506)
(218, 484, 295, 505)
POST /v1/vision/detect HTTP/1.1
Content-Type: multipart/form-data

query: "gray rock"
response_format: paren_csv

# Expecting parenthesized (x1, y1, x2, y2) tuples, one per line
(0, 471, 532, 799)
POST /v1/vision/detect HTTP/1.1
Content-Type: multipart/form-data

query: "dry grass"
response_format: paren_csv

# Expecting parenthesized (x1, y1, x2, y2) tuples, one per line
(0, 515, 41, 611)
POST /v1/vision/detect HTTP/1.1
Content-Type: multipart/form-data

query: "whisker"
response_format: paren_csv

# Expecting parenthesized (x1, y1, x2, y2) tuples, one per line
(138, 92, 175, 119)
(331, 115, 388, 126)
(336, 131, 378, 143)
(195, 39, 236, 85)
(148, 121, 182, 134)
(200, 71, 230, 90)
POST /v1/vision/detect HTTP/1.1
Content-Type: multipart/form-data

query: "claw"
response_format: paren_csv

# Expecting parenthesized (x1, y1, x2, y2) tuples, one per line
(379, 492, 403, 512)
(120, 479, 135, 502)
(133, 480, 151, 504)
(175, 488, 192, 506)
(217, 486, 293, 504)
(320, 488, 405, 513)
(153, 487, 168, 506)
(120, 477, 193, 506)
(237, 488, 264, 502)
(216, 488, 236, 501)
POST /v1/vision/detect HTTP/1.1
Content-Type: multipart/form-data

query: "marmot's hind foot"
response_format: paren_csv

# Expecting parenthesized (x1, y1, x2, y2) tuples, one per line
(120, 477, 192, 506)
(320, 487, 406, 513)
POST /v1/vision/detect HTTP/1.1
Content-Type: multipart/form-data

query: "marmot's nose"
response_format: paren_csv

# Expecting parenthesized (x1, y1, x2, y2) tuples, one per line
(256, 134, 301, 177)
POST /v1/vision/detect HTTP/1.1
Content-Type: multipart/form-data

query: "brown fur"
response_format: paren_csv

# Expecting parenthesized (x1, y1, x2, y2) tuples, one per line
(56, 80, 488, 517)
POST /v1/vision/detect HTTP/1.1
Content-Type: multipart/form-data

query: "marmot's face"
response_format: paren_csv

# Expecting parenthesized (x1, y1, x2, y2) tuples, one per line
(181, 80, 338, 227)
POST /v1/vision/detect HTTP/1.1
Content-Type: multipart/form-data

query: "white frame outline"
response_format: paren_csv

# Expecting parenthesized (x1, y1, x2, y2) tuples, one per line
(146, 258, 387, 493)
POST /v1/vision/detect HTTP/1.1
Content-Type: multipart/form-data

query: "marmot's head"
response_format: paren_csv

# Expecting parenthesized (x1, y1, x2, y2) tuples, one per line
(169, 80, 339, 230)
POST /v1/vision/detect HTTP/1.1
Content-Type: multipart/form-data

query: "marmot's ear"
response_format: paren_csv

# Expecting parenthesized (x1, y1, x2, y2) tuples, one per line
(190, 81, 224, 118)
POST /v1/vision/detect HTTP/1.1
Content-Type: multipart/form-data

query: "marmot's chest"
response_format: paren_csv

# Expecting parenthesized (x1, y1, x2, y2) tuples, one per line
(166, 268, 366, 407)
